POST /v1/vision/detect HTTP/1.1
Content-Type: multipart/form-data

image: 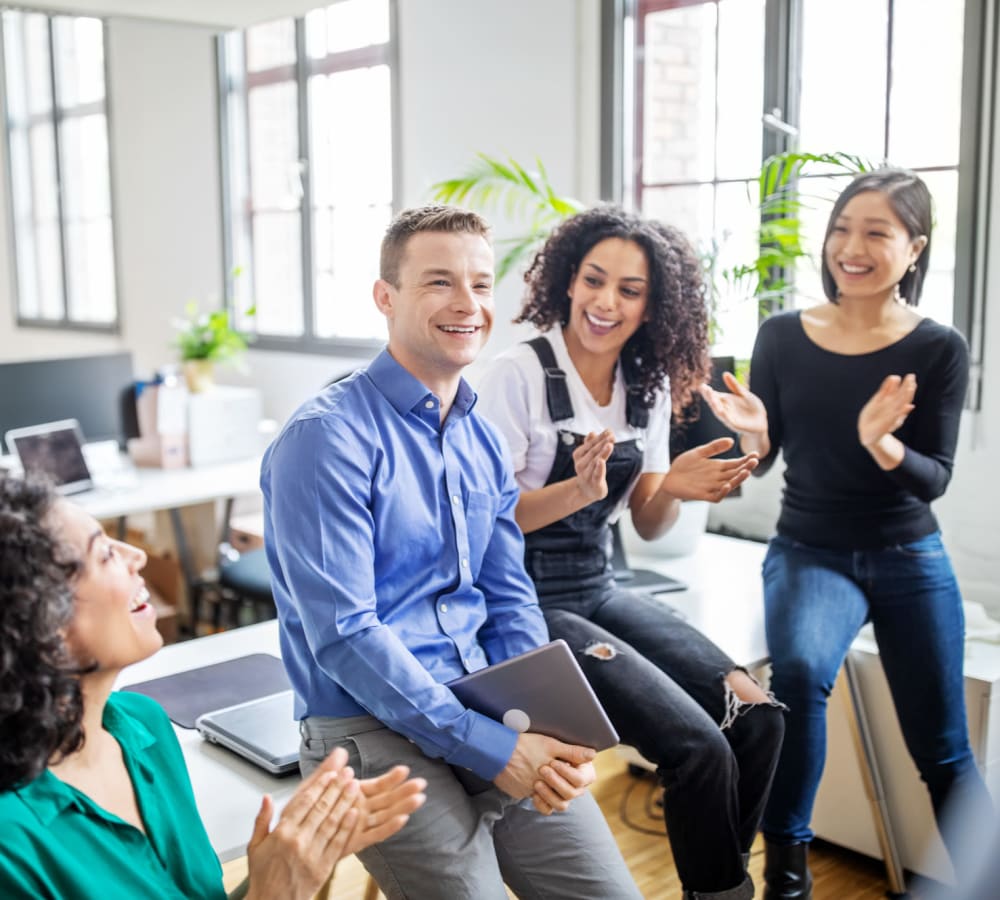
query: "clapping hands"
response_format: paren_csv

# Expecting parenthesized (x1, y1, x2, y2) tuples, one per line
(858, 374, 917, 449)
(698, 371, 768, 437)
(661, 437, 758, 502)
(244, 747, 426, 900)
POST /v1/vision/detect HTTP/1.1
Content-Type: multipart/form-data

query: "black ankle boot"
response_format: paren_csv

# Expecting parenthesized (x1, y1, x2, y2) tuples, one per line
(763, 840, 813, 900)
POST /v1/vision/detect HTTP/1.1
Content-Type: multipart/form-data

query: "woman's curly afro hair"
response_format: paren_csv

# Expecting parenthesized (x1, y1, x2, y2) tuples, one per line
(0, 476, 85, 792)
(516, 204, 711, 416)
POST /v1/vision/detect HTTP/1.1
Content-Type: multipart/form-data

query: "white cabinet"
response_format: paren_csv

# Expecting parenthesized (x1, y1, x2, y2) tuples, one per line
(812, 632, 1000, 883)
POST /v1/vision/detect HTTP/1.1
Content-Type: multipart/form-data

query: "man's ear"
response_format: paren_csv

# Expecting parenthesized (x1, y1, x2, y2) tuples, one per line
(373, 279, 394, 318)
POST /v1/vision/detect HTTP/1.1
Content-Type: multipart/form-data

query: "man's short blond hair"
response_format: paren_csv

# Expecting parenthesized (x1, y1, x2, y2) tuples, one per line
(379, 206, 491, 286)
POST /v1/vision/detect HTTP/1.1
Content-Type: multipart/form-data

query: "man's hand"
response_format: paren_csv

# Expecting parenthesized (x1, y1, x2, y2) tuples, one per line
(493, 733, 597, 815)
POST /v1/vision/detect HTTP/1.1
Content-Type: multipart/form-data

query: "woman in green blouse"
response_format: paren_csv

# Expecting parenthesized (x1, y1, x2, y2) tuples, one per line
(0, 475, 426, 900)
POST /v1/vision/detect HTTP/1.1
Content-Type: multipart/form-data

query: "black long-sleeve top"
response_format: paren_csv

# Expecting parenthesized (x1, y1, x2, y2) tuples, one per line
(751, 310, 969, 550)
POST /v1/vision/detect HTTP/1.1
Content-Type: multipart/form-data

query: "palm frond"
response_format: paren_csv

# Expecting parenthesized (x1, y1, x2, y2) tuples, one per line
(429, 152, 583, 282)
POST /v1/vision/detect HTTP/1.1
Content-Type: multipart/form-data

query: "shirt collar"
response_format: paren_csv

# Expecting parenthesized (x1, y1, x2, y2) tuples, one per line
(14, 693, 158, 826)
(366, 348, 477, 420)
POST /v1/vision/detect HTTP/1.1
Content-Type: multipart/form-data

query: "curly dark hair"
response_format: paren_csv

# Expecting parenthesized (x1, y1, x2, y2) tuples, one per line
(516, 205, 711, 416)
(0, 476, 86, 792)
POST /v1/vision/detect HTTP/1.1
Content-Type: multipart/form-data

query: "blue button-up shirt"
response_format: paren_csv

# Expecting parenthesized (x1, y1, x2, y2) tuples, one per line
(260, 350, 549, 781)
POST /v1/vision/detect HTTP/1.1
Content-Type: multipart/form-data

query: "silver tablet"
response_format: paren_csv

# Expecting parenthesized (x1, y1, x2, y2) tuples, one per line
(448, 639, 620, 751)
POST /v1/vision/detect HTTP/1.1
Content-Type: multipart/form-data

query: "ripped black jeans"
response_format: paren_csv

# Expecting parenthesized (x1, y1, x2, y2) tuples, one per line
(542, 589, 785, 898)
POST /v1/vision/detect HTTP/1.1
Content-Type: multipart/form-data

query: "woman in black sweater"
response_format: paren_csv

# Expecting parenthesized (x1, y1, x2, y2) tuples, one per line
(703, 168, 992, 899)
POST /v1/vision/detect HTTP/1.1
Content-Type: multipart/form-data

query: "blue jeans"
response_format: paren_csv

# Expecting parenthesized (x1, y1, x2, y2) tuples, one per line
(761, 532, 991, 867)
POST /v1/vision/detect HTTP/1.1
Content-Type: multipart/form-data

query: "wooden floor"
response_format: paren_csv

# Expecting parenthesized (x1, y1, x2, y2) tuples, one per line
(222, 751, 901, 899)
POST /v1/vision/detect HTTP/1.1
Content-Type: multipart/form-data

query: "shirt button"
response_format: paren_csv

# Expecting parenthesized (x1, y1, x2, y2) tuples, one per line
(452, 495, 460, 504)
(461, 558, 468, 568)
(636, 439, 645, 451)
(424, 400, 435, 409)
(440, 603, 448, 613)
(464, 657, 473, 668)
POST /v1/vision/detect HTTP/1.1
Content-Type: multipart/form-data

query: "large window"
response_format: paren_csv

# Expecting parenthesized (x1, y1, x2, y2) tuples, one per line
(219, 0, 396, 354)
(1, 10, 117, 330)
(622, 0, 976, 362)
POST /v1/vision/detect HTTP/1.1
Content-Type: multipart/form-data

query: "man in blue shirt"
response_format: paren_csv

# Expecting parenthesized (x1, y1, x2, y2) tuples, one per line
(261, 206, 640, 899)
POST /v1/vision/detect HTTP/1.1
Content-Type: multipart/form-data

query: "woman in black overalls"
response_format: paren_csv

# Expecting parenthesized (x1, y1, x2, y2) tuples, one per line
(478, 207, 785, 900)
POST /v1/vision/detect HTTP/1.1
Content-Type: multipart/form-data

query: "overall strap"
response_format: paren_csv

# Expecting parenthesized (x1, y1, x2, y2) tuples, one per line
(620, 356, 650, 429)
(525, 336, 574, 423)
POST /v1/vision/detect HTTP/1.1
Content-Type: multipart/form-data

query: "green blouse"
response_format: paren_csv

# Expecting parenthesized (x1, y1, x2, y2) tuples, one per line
(0, 691, 226, 899)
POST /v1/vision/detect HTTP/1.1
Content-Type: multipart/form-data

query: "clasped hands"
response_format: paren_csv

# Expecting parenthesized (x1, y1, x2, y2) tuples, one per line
(244, 747, 426, 900)
(494, 732, 597, 815)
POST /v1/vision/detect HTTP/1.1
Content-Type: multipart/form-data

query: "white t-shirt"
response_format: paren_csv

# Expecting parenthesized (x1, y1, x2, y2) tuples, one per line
(476, 328, 671, 519)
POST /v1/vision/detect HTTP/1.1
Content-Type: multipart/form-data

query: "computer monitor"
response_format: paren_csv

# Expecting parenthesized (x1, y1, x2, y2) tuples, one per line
(0, 352, 134, 453)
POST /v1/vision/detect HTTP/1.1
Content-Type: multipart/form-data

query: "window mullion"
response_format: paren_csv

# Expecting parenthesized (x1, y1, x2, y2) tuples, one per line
(955, 0, 997, 410)
(759, 0, 801, 320)
(295, 17, 315, 342)
(47, 18, 70, 325)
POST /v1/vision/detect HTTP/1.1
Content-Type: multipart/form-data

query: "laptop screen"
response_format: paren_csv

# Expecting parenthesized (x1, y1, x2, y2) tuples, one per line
(7, 420, 93, 494)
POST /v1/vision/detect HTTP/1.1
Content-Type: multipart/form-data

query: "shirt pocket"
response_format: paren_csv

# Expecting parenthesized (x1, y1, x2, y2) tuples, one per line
(464, 489, 499, 566)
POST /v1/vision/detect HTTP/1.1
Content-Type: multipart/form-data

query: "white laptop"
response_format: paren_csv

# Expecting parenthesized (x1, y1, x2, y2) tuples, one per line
(5, 419, 94, 495)
(195, 690, 300, 776)
(448, 640, 620, 751)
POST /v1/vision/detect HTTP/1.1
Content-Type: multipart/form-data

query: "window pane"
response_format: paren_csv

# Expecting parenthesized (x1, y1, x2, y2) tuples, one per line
(798, 0, 888, 163)
(305, 0, 390, 58)
(309, 66, 392, 207)
(888, 2, 964, 168)
(712, 181, 761, 358)
(313, 204, 389, 340)
(52, 16, 105, 108)
(248, 81, 301, 210)
(252, 212, 303, 336)
(246, 18, 295, 72)
(916, 169, 957, 327)
(59, 114, 112, 220)
(65, 219, 116, 323)
(715, 0, 765, 181)
(642, 182, 715, 245)
(639, 3, 717, 187)
(22, 13, 54, 118)
(34, 222, 64, 319)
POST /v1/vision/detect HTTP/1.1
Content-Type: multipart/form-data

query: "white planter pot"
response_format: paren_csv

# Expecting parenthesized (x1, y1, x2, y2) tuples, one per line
(620, 500, 710, 559)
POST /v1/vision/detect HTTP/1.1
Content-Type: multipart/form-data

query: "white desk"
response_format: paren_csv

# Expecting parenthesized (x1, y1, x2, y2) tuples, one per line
(116, 621, 293, 863)
(629, 533, 769, 668)
(75, 455, 262, 521)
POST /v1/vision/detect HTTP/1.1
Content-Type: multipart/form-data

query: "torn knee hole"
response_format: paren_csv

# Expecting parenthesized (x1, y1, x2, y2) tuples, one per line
(583, 641, 618, 661)
(720, 669, 786, 730)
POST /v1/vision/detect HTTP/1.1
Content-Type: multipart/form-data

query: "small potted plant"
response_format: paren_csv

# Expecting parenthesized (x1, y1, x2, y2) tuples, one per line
(173, 293, 255, 393)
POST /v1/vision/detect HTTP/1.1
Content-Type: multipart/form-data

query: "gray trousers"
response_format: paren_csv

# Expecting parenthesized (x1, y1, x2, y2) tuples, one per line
(300, 715, 642, 900)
